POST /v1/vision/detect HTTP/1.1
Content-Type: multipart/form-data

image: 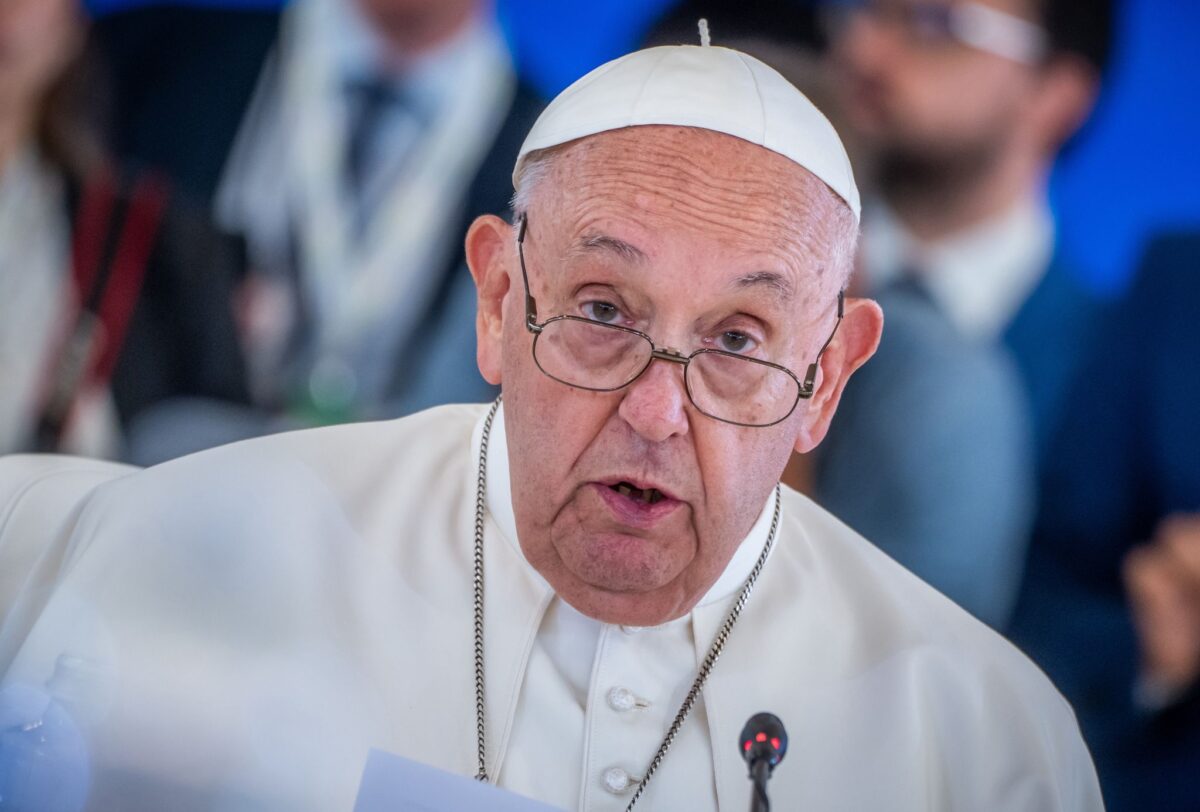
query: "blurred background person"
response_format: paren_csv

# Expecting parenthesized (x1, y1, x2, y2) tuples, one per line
(1011, 231, 1200, 811)
(811, 279, 1033, 627)
(804, 0, 1113, 626)
(827, 0, 1112, 454)
(95, 0, 543, 462)
(0, 0, 246, 459)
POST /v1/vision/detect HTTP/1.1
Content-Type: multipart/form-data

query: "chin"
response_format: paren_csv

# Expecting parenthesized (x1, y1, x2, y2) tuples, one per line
(549, 555, 701, 627)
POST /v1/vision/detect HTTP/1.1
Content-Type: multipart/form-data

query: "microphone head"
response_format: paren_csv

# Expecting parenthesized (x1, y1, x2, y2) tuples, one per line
(739, 712, 788, 771)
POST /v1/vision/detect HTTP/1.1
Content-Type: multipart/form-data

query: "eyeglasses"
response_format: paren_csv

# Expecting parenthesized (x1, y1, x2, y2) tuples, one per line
(515, 214, 844, 428)
(825, 0, 1048, 65)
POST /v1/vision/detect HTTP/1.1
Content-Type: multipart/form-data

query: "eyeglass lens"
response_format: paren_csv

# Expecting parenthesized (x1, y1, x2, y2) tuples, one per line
(532, 318, 800, 426)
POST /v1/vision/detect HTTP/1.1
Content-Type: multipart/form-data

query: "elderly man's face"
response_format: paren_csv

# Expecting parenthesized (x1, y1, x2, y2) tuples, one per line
(467, 126, 880, 626)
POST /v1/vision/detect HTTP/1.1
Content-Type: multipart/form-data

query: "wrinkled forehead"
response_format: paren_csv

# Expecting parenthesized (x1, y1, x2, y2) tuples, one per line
(529, 126, 847, 278)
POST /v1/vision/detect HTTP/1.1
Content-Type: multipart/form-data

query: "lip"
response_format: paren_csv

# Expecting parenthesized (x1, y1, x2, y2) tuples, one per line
(595, 477, 680, 503)
(589, 481, 683, 530)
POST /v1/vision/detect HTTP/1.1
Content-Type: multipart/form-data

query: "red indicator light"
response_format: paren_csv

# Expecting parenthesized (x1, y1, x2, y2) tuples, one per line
(743, 741, 752, 752)
(755, 732, 767, 743)
(770, 738, 781, 750)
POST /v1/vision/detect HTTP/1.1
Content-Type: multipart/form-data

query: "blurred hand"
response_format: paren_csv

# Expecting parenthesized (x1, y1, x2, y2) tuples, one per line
(1124, 514, 1200, 697)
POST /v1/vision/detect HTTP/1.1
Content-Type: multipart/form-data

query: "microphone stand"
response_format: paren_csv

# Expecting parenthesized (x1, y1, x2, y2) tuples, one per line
(740, 712, 786, 812)
(748, 758, 772, 812)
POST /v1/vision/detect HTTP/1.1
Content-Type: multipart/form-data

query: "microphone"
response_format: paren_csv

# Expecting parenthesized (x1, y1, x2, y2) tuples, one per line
(739, 712, 788, 812)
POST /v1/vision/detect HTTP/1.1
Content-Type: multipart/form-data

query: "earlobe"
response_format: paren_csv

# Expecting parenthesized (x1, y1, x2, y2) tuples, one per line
(465, 214, 514, 385)
(1035, 57, 1099, 152)
(792, 297, 884, 454)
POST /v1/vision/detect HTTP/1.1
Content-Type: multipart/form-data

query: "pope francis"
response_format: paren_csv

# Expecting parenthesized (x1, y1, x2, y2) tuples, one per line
(0, 42, 1100, 812)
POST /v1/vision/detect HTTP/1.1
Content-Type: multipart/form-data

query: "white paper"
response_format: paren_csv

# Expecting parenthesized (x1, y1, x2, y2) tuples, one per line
(353, 749, 567, 812)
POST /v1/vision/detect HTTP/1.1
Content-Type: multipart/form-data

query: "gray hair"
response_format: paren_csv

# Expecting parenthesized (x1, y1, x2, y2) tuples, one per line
(510, 146, 558, 219)
(510, 144, 859, 291)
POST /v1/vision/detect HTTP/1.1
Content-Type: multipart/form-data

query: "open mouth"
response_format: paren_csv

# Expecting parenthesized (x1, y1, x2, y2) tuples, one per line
(609, 481, 667, 505)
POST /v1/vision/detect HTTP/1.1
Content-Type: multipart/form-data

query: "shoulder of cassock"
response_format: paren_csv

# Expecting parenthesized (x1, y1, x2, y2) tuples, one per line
(0, 403, 484, 645)
(0, 405, 498, 808)
(0, 405, 485, 677)
(0, 404, 1100, 810)
(751, 487, 1101, 809)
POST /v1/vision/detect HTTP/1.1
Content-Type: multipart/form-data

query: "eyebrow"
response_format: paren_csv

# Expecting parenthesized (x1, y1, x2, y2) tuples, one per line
(565, 234, 795, 301)
(732, 270, 795, 301)
(571, 233, 648, 264)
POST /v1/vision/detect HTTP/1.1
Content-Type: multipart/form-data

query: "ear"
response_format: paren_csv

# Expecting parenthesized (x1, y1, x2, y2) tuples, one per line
(792, 296, 883, 453)
(465, 214, 513, 385)
(1029, 56, 1100, 153)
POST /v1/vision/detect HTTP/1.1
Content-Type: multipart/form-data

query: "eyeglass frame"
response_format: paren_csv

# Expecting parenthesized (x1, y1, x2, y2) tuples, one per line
(514, 213, 845, 428)
(823, 0, 1049, 66)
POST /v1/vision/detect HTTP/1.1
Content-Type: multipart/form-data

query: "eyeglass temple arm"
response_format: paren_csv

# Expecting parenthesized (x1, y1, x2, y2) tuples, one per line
(517, 214, 540, 329)
(799, 289, 845, 399)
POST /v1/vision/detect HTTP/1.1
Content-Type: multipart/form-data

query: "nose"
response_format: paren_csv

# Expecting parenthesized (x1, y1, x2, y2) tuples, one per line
(617, 356, 691, 444)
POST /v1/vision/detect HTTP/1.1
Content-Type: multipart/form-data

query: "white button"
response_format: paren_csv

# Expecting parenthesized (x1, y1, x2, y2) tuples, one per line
(602, 766, 636, 794)
(620, 624, 643, 635)
(607, 686, 649, 712)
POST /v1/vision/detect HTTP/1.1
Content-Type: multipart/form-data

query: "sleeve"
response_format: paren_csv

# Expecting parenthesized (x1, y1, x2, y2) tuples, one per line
(0, 455, 135, 673)
(1043, 693, 1107, 812)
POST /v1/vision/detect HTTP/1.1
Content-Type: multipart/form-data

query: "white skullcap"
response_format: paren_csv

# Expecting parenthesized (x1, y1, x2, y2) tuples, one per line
(513, 44, 860, 222)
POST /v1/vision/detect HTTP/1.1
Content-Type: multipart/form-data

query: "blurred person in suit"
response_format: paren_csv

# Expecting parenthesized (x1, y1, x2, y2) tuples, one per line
(0, 0, 246, 459)
(96, 0, 544, 462)
(1012, 232, 1200, 811)
(828, 0, 1112, 452)
(813, 279, 1033, 627)
(814, 0, 1113, 625)
(650, 1, 1036, 627)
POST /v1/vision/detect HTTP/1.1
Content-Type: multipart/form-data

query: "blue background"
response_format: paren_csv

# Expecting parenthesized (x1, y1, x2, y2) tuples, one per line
(84, 0, 1200, 295)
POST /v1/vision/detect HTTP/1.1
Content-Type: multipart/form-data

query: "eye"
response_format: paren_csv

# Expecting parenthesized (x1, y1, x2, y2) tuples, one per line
(582, 300, 622, 324)
(718, 331, 757, 354)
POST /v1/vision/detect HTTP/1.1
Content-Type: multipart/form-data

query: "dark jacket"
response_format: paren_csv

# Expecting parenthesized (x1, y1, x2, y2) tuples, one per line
(1009, 232, 1200, 812)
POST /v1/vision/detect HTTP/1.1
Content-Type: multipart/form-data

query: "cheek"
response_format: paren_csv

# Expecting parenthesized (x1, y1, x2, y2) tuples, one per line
(502, 342, 609, 511)
(694, 424, 794, 518)
(500, 291, 615, 474)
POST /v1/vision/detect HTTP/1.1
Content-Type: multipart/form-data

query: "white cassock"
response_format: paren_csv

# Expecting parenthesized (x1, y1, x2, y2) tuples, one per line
(0, 403, 1101, 811)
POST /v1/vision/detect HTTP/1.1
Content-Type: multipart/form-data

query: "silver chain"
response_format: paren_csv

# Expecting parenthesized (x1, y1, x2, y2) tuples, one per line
(472, 396, 782, 810)
(473, 397, 498, 781)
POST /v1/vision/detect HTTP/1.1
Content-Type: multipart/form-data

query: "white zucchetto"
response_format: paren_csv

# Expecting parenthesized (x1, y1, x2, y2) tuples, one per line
(513, 44, 861, 221)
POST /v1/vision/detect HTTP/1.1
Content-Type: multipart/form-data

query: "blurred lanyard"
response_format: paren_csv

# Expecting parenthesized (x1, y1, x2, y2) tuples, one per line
(282, 0, 514, 395)
(31, 169, 167, 452)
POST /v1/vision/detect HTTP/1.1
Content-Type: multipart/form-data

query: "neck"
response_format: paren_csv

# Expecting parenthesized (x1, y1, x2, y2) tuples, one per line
(882, 148, 1047, 243)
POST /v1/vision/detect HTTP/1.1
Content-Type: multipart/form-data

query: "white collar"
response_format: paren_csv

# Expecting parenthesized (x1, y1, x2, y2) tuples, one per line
(862, 196, 1054, 340)
(470, 402, 778, 623)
